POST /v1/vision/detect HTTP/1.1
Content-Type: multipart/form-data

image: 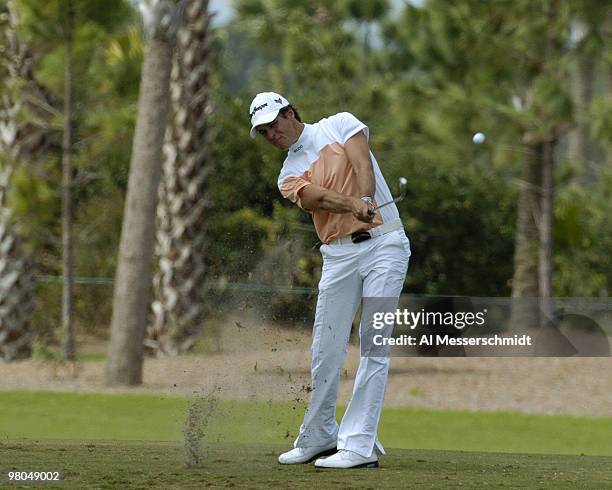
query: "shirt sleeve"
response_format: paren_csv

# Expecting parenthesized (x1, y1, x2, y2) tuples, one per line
(329, 112, 369, 144)
(278, 174, 312, 210)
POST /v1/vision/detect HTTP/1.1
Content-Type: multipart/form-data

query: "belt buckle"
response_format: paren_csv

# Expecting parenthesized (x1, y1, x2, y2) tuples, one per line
(351, 231, 372, 244)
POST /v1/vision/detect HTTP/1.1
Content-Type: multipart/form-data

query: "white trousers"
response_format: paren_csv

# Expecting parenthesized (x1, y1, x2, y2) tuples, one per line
(294, 228, 411, 457)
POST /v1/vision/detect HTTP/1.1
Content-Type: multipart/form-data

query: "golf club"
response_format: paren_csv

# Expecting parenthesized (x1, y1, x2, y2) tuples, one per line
(369, 177, 407, 214)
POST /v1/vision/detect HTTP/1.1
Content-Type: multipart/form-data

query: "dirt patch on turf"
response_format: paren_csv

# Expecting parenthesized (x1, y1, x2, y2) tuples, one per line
(0, 319, 610, 417)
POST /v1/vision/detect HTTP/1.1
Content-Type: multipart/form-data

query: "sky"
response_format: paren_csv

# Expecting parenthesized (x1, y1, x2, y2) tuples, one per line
(208, 0, 423, 26)
(208, 0, 235, 25)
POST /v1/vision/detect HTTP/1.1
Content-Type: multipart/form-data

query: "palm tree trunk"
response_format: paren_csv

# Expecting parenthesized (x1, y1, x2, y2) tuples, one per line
(510, 143, 543, 328)
(538, 139, 556, 323)
(148, 0, 213, 356)
(567, 45, 594, 184)
(605, 10, 612, 171)
(538, 0, 561, 322)
(106, 34, 174, 385)
(61, 0, 75, 361)
(0, 0, 50, 361)
(0, 167, 35, 361)
(512, 0, 562, 329)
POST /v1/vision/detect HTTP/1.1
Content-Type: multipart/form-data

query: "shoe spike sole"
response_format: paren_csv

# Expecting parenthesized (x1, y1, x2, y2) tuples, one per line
(304, 447, 338, 464)
(316, 460, 379, 469)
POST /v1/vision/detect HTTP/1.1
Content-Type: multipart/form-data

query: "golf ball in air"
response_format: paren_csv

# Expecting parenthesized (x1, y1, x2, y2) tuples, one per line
(472, 132, 486, 144)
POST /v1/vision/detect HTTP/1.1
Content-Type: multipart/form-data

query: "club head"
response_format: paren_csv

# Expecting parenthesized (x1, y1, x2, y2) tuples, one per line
(369, 176, 409, 214)
(396, 177, 408, 202)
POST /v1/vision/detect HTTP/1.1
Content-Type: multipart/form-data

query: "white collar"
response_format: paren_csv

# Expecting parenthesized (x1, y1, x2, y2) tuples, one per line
(288, 123, 311, 154)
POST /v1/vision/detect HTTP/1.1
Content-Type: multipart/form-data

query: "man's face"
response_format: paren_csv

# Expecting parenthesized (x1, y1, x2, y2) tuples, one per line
(256, 110, 298, 150)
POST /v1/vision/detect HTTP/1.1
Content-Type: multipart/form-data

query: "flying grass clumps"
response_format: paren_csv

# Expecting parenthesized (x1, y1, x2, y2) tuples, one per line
(183, 386, 220, 468)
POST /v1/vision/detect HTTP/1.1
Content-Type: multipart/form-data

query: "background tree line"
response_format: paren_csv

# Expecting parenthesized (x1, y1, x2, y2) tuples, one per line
(0, 0, 610, 375)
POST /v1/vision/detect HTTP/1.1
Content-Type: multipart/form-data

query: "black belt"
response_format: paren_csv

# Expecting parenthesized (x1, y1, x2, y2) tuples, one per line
(350, 231, 372, 243)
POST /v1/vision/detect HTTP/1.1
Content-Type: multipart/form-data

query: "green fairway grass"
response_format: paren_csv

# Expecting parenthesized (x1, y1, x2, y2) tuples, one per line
(1, 391, 611, 457)
(1, 440, 611, 489)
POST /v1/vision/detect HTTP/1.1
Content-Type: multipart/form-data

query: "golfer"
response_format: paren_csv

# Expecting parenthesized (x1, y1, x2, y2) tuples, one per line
(249, 92, 411, 469)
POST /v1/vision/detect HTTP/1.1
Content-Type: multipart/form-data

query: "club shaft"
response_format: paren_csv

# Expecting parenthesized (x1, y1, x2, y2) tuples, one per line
(372, 195, 404, 212)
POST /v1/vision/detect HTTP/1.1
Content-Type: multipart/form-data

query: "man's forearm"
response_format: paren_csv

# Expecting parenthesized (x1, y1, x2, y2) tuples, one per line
(299, 183, 372, 222)
(300, 185, 359, 213)
(345, 132, 376, 198)
(353, 161, 375, 198)
(315, 188, 358, 213)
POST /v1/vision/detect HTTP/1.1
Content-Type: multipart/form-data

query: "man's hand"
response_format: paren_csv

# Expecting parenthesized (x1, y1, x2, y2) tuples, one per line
(351, 198, 374, 223)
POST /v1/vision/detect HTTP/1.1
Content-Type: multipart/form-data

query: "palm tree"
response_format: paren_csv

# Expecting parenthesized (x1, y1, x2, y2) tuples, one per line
(566, 0, 611, 185)
(60, 0, 75, 361)
(106, 0, 184, 385)
(510, 142, 543, 326)
(147, 0, 214, 356)
(511, 0, 565, 326)
(0, 167, 35, 361)
(0, 0, 52, 361)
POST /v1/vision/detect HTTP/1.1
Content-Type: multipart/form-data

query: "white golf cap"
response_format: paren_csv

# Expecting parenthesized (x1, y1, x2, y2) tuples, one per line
(249, 92, 290, 139)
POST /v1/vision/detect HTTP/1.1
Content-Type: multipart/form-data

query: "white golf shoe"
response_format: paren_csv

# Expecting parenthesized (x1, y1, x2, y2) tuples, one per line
(278, 441, 337, 464)
(314, 449, 379, 469)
